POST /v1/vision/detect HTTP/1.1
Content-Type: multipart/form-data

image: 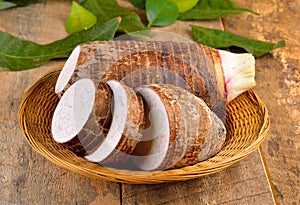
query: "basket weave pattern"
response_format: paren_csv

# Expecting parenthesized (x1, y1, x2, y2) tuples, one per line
(19, 70, 270, 184)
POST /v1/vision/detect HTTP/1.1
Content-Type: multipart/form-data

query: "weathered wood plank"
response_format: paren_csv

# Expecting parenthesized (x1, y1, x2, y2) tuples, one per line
(0, 2, 120, 204)
(223, 1, 300, 204)
(0, 1, 69, 44)
(122, 151, 274, 205)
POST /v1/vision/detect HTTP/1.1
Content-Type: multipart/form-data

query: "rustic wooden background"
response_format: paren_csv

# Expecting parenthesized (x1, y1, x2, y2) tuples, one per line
(224, 1, 300, 204)
(0, 0, 299, 204)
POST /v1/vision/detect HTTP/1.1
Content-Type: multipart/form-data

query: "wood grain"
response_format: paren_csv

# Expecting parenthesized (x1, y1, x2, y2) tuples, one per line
(0, 0, 278, 204)
(223, 1, 300, 204)
(0, 1, 69, 44)
(122, 151, 274, 205)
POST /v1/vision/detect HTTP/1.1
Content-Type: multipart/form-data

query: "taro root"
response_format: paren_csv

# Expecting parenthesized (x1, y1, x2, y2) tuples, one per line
(51, 79, 144, 164)
(132, 84, 226, 171)
(55, 41, 255, 121)
(53, 40, 254, 169)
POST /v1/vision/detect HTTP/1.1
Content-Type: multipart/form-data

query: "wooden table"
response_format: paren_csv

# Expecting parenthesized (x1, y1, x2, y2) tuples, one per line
(0, 1, 298, 204)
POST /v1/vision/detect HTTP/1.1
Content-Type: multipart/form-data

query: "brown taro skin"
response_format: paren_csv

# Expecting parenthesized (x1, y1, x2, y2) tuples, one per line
(73, 40, 226, 121)
(94, 82, 112, 135)
(136, 84, 186, 170)
(63, 82, 112, 156)
(99, 81, 145, 164)
(173, 96, 226, 168)
(134, 84, 226, 170)
(155, 84, 226, 169)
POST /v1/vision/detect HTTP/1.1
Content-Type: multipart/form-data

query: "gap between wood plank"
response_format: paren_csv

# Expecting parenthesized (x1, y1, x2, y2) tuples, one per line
(119, 183, 123, 205)
(259, 147, 279, 205)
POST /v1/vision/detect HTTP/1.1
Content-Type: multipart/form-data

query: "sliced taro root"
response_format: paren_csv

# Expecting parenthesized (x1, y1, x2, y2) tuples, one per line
(55, 45, 81, 97)
(52, 79, 144, 164)
(55, 41, 255, 122)
(132, 84, 226, 171)
(94, 82, 113, 135)
(84, 80, 144, 164)
(52, 78, 106, 156)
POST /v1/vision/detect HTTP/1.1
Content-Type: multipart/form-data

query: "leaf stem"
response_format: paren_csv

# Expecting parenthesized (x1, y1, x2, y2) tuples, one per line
(147, 22, 152, 28)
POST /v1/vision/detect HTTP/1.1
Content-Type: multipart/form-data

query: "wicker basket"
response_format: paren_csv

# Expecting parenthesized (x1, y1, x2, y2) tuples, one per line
(19, 69, 270, 184)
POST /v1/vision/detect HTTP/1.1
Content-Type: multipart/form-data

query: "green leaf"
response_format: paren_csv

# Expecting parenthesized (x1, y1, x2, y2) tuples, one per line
(81, 0, 146, 33)
(0, 0, 41, 10)
(0, 1, 16, 10)
(6, 0, 40, 6)
(129, 0, 145, 8)
(172, 0, 200, 13)
(191, 25, 285, 57)
(178, 0, 258, 20)
(0, 18, 120, 71)
(65, 1, 97, 34)
(146, 0, 178, 27)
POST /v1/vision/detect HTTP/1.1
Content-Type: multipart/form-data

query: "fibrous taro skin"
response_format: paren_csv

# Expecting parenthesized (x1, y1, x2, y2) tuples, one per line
(55, 40, 255, 122)
(132, 84, 226, 171)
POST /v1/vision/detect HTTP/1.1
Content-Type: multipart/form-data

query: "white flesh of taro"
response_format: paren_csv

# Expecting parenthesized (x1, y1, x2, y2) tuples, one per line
(218, 50, 255, 102)
(55, 45, 81, 94)
(52, 78, 95, 143)
(132, 87, 170, 171)
(84, 80, 129, 162)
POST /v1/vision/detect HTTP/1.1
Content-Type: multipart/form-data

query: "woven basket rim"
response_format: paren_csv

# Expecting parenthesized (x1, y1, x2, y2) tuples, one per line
(18, 70, 270, 184)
